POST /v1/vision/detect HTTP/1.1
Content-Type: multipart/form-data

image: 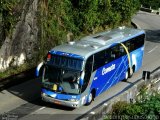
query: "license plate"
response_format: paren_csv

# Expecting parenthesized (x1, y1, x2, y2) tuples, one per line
(53, 100, 61, 105)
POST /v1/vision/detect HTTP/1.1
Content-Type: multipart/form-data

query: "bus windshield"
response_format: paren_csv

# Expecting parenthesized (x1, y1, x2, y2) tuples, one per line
(49, 54, 83, 71)
(42, 65, 82, 95)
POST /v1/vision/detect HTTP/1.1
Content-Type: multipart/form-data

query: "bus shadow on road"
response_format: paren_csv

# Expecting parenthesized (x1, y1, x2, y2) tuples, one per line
(6, 77, 74, 112)
(145, 29, 160, 43)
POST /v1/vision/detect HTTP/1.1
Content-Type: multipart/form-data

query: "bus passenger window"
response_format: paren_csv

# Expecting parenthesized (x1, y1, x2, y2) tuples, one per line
(125, 42, 130, 51)
(135, 34, 145, 48)
(104, 49, 112, 63)
(130, 43, 134, 51)
(119, 45, 125, 56)
(93, 51, 106, 70)
(111, 45, 120, 59)
(111, 51, 116, 59)
(124, 40, 134, 52)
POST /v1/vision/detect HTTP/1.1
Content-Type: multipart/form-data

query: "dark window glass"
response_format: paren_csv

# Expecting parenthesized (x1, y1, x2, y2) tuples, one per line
(104, 48, 112, 63)
(85, 55, 93, 73)
(90, 34, 145, 71)
(93, 50, 106, 71)
(109, 44, 125, 60)
(93, 44, 126, 71)
(124, 34, 145, 52)
(50, 55, 83, 71)
(83, 55, 93, 92)
(134, 34, 145, 49)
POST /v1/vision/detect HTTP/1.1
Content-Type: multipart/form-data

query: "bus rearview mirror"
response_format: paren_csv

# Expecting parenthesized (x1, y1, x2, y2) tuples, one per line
(35, 62, 44, 77)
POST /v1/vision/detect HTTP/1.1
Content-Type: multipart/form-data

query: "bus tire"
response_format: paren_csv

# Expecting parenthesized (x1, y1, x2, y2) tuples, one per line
(124, 70, 129, 82)
(129, 65, 135, 78)
(85, 92, 93, 105)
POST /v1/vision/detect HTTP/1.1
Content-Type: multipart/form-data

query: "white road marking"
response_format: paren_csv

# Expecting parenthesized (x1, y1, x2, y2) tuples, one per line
(103, 103, 108, 106)
(30, 107, 46, 114)
(38, 107, 46, 111)
(148, 46, 158, 53)
(80, 117, 89, 120)
(90, 111, 95, 114)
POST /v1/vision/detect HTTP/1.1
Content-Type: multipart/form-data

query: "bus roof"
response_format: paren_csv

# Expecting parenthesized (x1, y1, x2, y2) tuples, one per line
(50, 27, 145, 60)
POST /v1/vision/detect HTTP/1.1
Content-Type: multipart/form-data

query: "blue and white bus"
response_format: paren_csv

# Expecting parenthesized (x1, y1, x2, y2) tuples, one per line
(36, 26, 145, 108)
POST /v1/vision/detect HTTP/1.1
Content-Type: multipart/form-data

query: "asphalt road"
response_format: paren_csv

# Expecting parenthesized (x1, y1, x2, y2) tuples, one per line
(0, 11, 160, 120)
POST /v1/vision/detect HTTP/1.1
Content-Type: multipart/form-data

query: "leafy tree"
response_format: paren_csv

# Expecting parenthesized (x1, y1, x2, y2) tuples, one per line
(111, 0, 140, 22)
(1, 0, 21, 37)
(0, 0, 141, 74)
(140, 0, 160, 9)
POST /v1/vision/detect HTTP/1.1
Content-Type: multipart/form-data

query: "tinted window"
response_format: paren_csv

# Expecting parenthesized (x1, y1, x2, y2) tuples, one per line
(134, 34, 145, 49)
(91, 34, 145, 71)
(124, 34, 145, 52)
(93, 44, 126, 71)
(93, 51, 106, 71)
(85, 55, 93, 72)
(83, 55, 93, 92)
(110, 44, 125, 59)
(50, 55, 83, 70)
(102, 44, 125, 62)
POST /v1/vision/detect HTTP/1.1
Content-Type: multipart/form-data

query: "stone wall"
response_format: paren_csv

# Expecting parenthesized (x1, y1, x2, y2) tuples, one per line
(0, 0, 38, 71)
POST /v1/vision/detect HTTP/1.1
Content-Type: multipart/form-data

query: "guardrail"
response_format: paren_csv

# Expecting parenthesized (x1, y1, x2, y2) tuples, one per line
(78, 66, 160, 120)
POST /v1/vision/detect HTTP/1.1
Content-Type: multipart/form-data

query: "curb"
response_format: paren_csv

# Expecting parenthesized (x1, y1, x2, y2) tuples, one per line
(131, 21, 141, 29)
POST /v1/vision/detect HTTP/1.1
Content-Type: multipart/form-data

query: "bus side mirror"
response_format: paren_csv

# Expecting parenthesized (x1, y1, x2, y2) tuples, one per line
(35, 62, 44, 77)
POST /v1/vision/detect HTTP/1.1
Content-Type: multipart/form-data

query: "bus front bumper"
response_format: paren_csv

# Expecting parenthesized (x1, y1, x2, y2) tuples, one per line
(41, 93, 81, 108)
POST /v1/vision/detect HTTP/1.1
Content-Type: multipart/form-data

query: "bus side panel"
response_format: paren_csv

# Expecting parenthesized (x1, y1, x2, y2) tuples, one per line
(90, 56, 128, 96)
(89, 46, 144, 97)
(130, 46, 144, 72)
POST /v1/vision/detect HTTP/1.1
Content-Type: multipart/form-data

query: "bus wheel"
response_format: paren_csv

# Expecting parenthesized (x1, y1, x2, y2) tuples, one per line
(124, 70, 129, 82)
(85, 92, 93, 105)
(129, 66, 135, 78)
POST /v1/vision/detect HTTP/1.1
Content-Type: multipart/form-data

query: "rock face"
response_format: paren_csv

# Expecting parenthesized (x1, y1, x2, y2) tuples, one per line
(0, 0, 38, 71)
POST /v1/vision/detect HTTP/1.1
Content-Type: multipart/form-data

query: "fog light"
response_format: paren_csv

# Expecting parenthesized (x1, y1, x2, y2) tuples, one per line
(42, 92, 46, 96)
(72, 104, 77, 107)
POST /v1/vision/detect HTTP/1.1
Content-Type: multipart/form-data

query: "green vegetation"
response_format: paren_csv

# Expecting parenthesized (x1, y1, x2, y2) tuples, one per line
(38, 0, 140, 60)
(1, 0, 140, 58)
(140, 0, 160, 9)
(0, 63, 31, 79)
(0, 0, 140, 78)
(105, 87, 160, 120)
(0, 0, 23, 42)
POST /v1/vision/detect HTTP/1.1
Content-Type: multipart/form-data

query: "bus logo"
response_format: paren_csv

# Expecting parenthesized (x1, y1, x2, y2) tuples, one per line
(102, 64, 116, 75)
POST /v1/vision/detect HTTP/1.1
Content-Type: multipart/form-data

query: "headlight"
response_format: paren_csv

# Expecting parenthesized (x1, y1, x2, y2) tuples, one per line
(70, 99, 78, 102)
(42, 92, 46, 96)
